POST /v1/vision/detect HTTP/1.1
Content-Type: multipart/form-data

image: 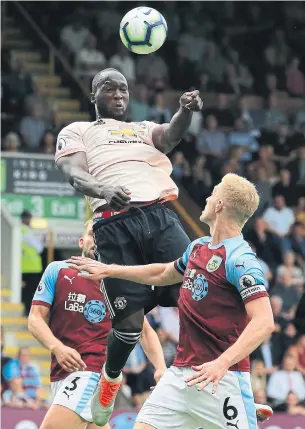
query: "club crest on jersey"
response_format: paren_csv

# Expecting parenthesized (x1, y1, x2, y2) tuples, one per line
(84, 300, 106, 323)
(206, 255, 223, 273)
(114, 296, 127, 310)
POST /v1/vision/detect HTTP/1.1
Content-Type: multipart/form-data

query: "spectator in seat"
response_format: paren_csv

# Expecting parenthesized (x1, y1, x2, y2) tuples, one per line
(129, 84, 150, 122)
(124, 343, 154, 408)
(248, 145, 278, 184)
(272, 169, 297, 207)
(267, 353, 305, 405)
(19, 102, 48, 151)
(271, 271, 301, 317)
(204, 93, 235, 129)
(251, 335, 281, 375)
(158, 307, 179, 345)
(286, 57, 305, 97)
(2, 132, 22, 152)
(294, 291, 305, 336)
(288, 335, 305, 378)
(8, 347, 45, 408)
(282, 222, 305, 267)
(270, 123, 299, 165)
(225, 61, 253, 95)
(295, 197, 305, 227)
(96, 2, 122, 43)
(228, 117, 259, 162)
(155, 327, 177, 368)
(288, 145, 305, 193)
(39, 130, 57, 155)
(171, 151, 191, 187)
(149, 92, 172, 124)
(109, 43, 136, 84)
(264, 73, 280, 97)
(263, 195, 295, 237)
(199, 42, 226, 89)
(75, 34, 106, 86)
(198, 72, 217, 93)
(264, 94, 288, 131)
(244, 217, 282, 271)
(170, 45, 197, 91)
(60, 17, 90, 58)
(4, 58, 34, 116)
(196, 114, 227, 160)
(178, 20, 207, 65)
(276, 251, 305, 290)
(235, 95, 264, 130)
(268, 29, 290, 68)
(190, 156, 212, 205)
(254, 389, 269, 407)
(137, 53, 169, 88)
(251, 360, 267, 393)
(253, 167, 272, 215)
(294, 111, 305, 132)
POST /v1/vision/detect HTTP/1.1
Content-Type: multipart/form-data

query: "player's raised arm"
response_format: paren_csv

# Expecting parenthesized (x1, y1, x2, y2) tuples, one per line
(151, 90, 203, 154)
(68, 257, 182, 286)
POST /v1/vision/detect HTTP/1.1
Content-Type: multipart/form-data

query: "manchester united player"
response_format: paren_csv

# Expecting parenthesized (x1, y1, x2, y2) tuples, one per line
(28, 221, 167, 429)
(55, 68, 202, 426)
(69, 174, 274, 429)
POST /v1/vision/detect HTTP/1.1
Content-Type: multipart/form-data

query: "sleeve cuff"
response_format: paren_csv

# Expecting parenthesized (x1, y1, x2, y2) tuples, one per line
(174, 259, 185, 275)
(31, 301, 51, 308)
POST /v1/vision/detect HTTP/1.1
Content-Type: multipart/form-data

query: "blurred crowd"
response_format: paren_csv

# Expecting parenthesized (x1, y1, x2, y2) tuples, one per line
(2, 0, 305, 414)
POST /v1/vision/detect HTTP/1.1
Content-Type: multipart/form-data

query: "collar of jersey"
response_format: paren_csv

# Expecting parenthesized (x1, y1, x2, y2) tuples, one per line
(208, 234, 244, 249)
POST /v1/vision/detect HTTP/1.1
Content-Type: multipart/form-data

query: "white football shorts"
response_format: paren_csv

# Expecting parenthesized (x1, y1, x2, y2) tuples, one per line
(51, 371, 100, 422)
(136, 366, 257, 429)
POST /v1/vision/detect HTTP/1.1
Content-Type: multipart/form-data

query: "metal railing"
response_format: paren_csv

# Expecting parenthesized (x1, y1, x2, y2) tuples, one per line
(12, 1, 88, 97)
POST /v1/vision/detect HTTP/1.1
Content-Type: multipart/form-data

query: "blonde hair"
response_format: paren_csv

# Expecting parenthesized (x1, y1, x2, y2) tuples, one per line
(220, 173, 259, 226)
(83, 219, 93, 234)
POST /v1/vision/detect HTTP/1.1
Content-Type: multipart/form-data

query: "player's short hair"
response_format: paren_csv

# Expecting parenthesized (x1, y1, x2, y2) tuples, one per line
(83, 219, 93, 235)
(91, 68, 123, 93)
(220, 173, 259, 227)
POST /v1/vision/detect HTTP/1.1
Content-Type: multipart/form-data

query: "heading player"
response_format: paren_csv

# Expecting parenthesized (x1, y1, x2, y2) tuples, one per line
(28, 221, 167, 429)
(55, 68, 202, 425)
(69, 174, 275, 429)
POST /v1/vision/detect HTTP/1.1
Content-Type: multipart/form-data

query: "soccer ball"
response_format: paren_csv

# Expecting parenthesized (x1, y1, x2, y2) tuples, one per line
(120, 7, 168, 55)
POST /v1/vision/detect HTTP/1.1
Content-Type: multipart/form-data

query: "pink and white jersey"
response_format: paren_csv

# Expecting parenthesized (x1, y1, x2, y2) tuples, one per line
(174, 235, 269, 372)
(55, 120, 178, 212)
(32, 261, 111, 382)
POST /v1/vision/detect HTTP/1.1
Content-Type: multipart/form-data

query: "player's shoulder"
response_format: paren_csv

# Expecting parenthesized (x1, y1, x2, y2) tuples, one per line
(44, 260, 69, 279)
(223, 235, 255, 265)
(58, 121, 93, 136)
(187, 236, 211, 254)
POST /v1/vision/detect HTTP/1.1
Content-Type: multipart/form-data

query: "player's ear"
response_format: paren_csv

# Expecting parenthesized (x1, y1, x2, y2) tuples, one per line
(215, 200, 223, 213)
(90, 93, 96, 104)
(79, 237, 84, 249)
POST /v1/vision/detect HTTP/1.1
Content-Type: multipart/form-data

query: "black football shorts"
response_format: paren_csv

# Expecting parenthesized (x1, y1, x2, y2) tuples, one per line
(93, 203, 191, 322)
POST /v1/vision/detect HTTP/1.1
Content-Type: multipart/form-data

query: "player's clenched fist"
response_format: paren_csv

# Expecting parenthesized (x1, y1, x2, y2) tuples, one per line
(179, 90, 203, 112)
(52, 343, 87, 373)
(103, 185, 131, 210)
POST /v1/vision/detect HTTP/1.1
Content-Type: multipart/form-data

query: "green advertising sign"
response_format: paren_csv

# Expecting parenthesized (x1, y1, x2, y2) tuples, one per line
(1, 154, 85, 220)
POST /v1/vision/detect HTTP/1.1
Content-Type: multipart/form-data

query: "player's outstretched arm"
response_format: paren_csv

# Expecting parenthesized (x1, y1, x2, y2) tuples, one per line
(28, 305, 86, 372)
(152, 90, 203, 154)
(68, 257, 183, 286)
(57, 153, 131, 210)
(140, 318, 167, 383)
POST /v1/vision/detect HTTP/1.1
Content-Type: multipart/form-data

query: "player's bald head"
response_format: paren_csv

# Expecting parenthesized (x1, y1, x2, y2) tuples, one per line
(91, 68, 127, 93)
